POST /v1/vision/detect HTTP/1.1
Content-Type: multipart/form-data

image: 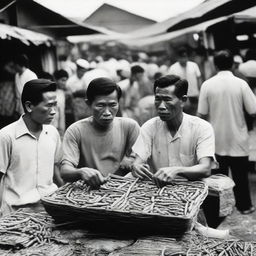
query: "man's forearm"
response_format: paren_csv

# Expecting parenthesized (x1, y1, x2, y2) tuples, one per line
(53, 165, 64, 187)
(61, 164, 81, 182)
(178, 163, 211, 180)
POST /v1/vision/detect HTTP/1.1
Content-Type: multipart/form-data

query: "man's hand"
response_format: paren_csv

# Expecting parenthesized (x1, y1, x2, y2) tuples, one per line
(79, 168, 107, 188)
(153, 167, 180, 187)
(131, 163, 153, 180)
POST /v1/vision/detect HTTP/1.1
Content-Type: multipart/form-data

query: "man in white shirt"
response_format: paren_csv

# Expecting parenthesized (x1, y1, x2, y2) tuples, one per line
(131, 75, 215, 187)
(0, 79, 63, 216)
(169, 48, 201, 115)
(198, 50, 256, 214)
(66, 59, 91, 121)
(14, 54, 37, 115)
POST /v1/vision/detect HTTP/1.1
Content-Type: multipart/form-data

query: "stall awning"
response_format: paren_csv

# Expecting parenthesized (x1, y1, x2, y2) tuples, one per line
(232, 5, 256, 23)
(0, 23, 53, 46)
(67, 32, 124, 44)
(125, 0, 255, 40)
(121, 16, 227, 47)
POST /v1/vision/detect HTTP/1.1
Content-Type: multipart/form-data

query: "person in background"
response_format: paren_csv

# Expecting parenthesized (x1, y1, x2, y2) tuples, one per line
(52, 69, 69, 137)
(232, 55, 246, 80)
(121, 65, 152, 120)
(198, 50, 256, 215)
(58, 55, 76, 77)
(66, 59, 90, 123)
(38, 71, 54, 81)
(14, 54, 37, 116)
(61, 77, 140, 188)
(0, 79, 63, 216)
(238, 49, 256, 92)
(169, 47, 202, 115)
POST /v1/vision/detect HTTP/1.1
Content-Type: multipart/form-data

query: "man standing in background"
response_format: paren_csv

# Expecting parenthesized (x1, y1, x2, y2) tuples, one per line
(198, 50, 256, 215)
(14, 54, 37, 116)
(169, 47, 201, 115)
(66, 59, 90, 123)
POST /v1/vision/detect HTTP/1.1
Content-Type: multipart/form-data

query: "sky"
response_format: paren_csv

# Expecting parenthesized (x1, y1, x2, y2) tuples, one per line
(35, 0, 204, 22)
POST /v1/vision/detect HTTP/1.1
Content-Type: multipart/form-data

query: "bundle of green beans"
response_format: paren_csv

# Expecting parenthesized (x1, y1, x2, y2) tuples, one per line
(46, 175, 207, 217)
(0, 210, 54, 249)
(164, 234, 256, 256)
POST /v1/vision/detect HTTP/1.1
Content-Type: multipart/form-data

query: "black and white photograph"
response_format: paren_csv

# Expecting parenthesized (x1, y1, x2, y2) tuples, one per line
(0, 0, 256, 255)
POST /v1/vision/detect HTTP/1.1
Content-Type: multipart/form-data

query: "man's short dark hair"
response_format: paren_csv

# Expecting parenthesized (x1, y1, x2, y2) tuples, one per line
(86, 77, 122, 104)
(14, 54, 29, 68)
(21, 79, 57, 113)
(214, 50, 233, 70)
(154, 75, 188, 98)
(53, 69, 69, 80)
(131, 65, 144, 75)
(39, 71, 54, 80)
(177, 47, 188, 57)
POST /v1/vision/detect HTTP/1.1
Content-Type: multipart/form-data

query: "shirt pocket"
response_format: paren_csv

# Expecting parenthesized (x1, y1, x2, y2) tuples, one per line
(180, 153, 195, 167)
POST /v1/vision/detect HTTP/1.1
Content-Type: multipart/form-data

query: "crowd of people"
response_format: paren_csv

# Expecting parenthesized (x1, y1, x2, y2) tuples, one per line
(0, 48, 256, 232)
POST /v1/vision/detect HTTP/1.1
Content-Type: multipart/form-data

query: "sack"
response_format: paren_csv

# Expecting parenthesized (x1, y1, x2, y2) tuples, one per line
(203, 174, 235, 192)
(203, 174, 235, 217)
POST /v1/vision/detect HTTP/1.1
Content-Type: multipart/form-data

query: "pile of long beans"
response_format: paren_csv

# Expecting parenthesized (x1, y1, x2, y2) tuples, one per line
(186, 235, 256, 256)
(46, 175, 207, 217)
(164, 234, 256, 256)
(163, 234, 256, 255)
(0, 210, 54, 249)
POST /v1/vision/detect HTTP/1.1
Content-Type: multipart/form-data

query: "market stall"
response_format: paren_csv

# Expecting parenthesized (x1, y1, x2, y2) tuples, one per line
(0, 175, 255, 256)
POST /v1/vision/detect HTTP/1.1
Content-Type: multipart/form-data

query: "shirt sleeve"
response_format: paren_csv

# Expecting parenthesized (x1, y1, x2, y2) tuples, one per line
(196, 120, 217, 167)
(197, 83, 209, 115)
(132, 119, 155, 161)
(125, 119, 140, 156)
(54, 130, 63, 164)
(0, 132, 11, 174)
(61, 125, 80, 167)
(242, 82, 256, 115)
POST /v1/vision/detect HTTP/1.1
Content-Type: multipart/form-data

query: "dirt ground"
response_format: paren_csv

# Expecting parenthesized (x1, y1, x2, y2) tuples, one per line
(218, 171, 256, 241)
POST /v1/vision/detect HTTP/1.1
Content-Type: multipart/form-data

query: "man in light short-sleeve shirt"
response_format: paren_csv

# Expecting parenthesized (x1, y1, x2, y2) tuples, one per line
(61, 77, 140, 188)
(198, 50, 256, 214)
(133, 113, 215, 173)
(63, 117, 139, 177)
(0, 79, 62, 216)
(131, 75, 215, 187)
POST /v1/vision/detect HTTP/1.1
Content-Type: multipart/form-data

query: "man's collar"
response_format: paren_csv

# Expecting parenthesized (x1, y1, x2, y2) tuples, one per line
(173, 113, 188, 139)
(15, 116, 47, 139)
(15, 116, 31, 139)
(217, 70, 233, 75)
(165, 113, 187, 141)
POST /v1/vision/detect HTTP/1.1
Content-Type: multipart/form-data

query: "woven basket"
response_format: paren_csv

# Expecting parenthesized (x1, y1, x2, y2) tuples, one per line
(42, 175, 208, 237)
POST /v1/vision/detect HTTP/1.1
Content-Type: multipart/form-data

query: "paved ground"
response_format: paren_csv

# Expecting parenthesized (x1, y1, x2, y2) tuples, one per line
(218, 171, 256, 241)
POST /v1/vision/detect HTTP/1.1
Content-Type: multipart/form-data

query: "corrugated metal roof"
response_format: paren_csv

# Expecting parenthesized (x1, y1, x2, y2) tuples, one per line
(0, 23, 53, 45)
